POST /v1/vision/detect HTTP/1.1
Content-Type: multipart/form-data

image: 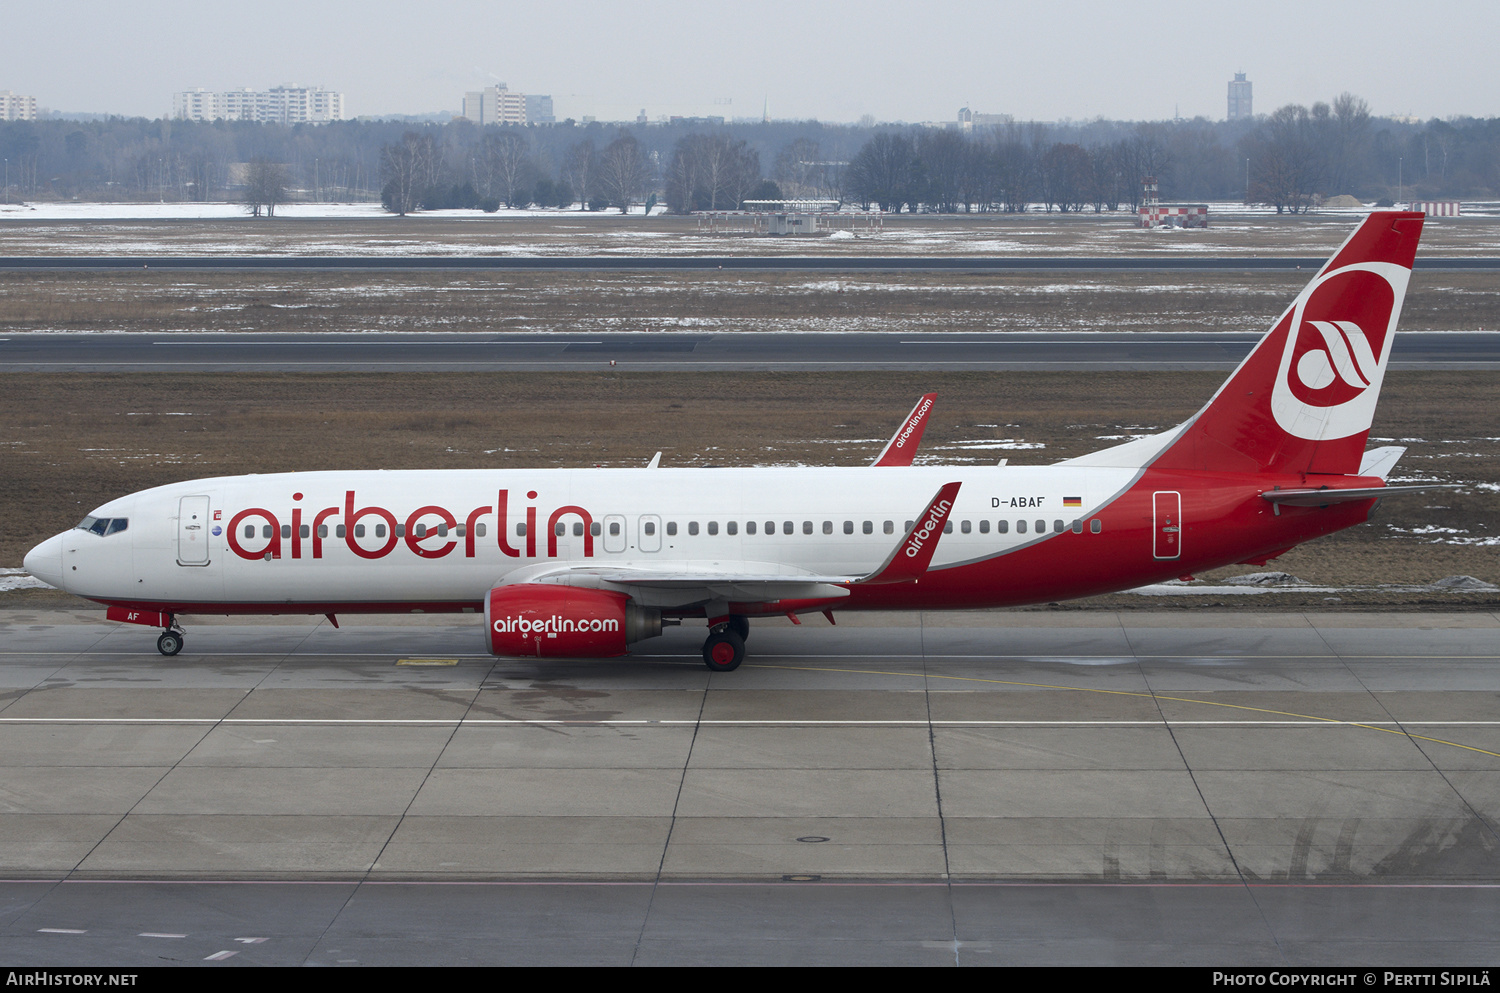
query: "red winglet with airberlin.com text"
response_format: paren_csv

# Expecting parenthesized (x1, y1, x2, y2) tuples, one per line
(857, 481, 962, 585)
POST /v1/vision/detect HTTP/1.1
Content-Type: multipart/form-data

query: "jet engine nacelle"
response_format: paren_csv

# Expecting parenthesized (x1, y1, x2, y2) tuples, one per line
(485, 583, 662, 658)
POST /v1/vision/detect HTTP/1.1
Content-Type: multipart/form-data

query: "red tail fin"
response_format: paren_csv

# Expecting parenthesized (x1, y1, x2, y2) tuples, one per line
(1153, 211, 1425, 475)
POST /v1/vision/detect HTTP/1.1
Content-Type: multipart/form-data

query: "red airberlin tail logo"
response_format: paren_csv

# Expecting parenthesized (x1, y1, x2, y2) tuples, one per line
(1284, 267, 1396, 408)
(1271, 261, 1408, 441)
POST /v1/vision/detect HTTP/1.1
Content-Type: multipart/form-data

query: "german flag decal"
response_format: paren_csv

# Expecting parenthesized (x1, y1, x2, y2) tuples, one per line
(1063, 496, 1082, 508)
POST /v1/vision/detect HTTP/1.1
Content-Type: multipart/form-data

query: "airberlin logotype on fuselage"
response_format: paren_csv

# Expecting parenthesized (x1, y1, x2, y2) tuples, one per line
(225, 489, 593, 562)
(1271, 261, 1409, 440)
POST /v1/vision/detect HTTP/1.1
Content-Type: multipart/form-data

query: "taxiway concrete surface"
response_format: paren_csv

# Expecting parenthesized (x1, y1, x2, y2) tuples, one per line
(1, 609, 1497, 965)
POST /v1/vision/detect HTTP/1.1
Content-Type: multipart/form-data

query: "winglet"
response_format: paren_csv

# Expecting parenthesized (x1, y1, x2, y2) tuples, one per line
(647, 452, 662, 469)
(857, 481, 962, 585)
(871, 393, 937, 467)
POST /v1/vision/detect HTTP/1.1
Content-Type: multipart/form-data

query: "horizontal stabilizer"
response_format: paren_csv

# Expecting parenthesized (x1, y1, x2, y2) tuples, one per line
(1262, 483, 1461, 507)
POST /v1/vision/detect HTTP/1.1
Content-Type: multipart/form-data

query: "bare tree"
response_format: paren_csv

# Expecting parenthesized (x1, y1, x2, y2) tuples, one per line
(243, 159, 290, 217)
(917, 130, 966, 212)
(845, 132, 923, 212)
(664, 133, 760, 212)
(596, 133, 650, 212)
(1244, 105, 1323, 214)
(380, 132, 433, 215)
(478, 131, 535, 207)
(562, 140, 597, 209)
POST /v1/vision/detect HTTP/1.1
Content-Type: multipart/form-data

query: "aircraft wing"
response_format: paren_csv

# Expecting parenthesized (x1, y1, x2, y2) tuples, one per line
(870, 393, 937, 466)
(498, 482, 963, 608)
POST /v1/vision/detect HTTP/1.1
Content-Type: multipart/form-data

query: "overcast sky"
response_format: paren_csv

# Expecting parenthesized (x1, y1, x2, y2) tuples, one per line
(7, 0, 1497, 123)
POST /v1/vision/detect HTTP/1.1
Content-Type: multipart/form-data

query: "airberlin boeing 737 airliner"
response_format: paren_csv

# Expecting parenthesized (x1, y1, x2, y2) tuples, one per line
(25, 212, 1448, 671)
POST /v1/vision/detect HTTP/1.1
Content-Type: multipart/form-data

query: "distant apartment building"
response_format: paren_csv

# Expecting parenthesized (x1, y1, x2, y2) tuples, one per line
(524, 94, 554, 124)
(173, 85, 345, 125)
(462, 85, 527, 125)
(0, 91, 38, 121)
(1228, 73, 1252, 121)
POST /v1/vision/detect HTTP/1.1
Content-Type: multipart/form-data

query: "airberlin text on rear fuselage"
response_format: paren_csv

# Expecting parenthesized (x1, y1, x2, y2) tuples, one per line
(225, 489, 593, 562)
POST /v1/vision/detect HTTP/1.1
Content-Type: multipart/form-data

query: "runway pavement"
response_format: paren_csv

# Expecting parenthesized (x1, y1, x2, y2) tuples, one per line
(1, 608, 1497, 965)
(4, 330, 1499, 373)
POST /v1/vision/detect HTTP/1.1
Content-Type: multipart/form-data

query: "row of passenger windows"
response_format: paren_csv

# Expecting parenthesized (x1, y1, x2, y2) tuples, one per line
(252, 518, 1106, 540)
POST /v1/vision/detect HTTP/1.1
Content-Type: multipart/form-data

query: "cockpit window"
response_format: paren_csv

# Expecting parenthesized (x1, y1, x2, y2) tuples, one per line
(76, 516, 128, 536)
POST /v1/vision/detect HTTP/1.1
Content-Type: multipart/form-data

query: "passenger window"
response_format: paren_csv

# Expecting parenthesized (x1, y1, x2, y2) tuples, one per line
(477, 523, 487, 537)
(862, 521, 873, 534)
(747, 521, 757, 535)
(884, 521, 894, 534)
(979, 520, 990, 534)
(280, 525, 291, 539)
(1017, 520, 1027, 534)
(336, 525, 346, 538)
(554, 523, 565, 536)
(727, 521, 737, 535)
(263, 525, 273, 539)
(589, 522, 600, 537)
(667, 522, 677, 536)
(355, 524, 365, 538)
(1091, 519, 1102, 533)
(688, 521, 699, 536)
(609, 521, 621, 536)
(801, 521, 810, 535)
(997, 520, 1008, 534)
(416, 524, 428, 538)
(1071, 519, 1083, 534)
(708, 521, 719, 535)
(395, 524, 405, 537)
(822, 521, 832, 534)
(905, 521, 914, 531)
(376, 524, 387, 538)
(1054, 520, 1064, 533)
(439, 524, 450, 537)
(455, 525, 465, 537)
(516, 523, 526, 537)
(943, 521, 953, 534)
(766, 521, 775, 535)
(300, 524, 310, 539)
(1036, 519, 1047, 533)
(843, 521, 853, 534)
(961, 520, 971, 534)
(318, 524, 328, 538)
(574, 522, 585, 536)
(245, 525, 256, 539)
(644, 521, 656, 536)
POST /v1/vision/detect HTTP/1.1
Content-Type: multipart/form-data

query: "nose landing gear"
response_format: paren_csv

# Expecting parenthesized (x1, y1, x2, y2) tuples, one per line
(156, 615, 184, 656)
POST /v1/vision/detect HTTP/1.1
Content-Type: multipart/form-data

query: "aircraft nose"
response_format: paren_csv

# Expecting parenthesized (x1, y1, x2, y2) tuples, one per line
(22, 533, 65, 590)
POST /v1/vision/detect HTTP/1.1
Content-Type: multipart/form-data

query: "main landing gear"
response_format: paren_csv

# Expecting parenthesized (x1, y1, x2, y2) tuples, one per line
(702, 615, 749, 672)
(156, 616, 184, 656)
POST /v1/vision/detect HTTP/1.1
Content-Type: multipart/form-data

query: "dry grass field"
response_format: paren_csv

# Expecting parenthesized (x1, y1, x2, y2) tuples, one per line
(1, 269, 1496, 336)
(3, 370, 1496, 611)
